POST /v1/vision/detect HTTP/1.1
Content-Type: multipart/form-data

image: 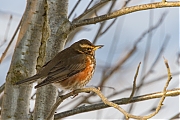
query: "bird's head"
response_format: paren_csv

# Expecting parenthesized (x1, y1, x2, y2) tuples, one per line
(71, 39, 103, 55)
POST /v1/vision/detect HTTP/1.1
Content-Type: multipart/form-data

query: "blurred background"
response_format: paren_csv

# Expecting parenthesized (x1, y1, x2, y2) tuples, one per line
(0, 0, 179, 119)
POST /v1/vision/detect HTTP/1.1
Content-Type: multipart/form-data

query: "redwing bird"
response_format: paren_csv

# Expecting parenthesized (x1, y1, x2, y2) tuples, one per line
(15, 39, 103, 90)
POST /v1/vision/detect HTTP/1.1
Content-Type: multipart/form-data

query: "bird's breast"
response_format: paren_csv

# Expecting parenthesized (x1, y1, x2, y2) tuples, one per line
(53, 55, 95, 90)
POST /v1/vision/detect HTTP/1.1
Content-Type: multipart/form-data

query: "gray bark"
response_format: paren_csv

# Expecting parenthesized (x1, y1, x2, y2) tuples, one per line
(1, 0, 45, 119)
(33, 0, 70, 120)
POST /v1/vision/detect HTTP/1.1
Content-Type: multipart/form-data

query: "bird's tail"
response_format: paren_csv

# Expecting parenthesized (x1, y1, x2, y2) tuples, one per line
(15, 74, 40, 85)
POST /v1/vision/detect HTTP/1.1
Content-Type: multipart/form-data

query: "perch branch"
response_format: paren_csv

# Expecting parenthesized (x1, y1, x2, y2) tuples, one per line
(54, 88, 179, 119)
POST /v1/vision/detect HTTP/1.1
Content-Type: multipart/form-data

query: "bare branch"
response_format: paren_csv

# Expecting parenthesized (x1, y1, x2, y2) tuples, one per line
(92, 0, 117, 44)
(122, 0, 131, 8)
(170, 113, 180, 119)
(127, 22, 170, 114)
(0, 17, 22, 64)
(84, 0, 93, 12)
(142, 57, 172, 119)
(106, 71, 179, 99)
(0, 15, 13, 47)
(68, 0, 81, 19)
(99, 18, 117, 36)
(54, 88, 180, 119)
(67, 0, 112, 43)
(73, 0, 112, 21)
(71, 1, 180, 29)
(132, 34, 171, 95)
(0, 83, 5, 94)
(128, 62, 141, 101)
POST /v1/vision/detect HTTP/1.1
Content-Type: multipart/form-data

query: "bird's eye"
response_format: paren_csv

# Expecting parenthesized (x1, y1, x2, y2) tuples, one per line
(87, 48, 91, 51)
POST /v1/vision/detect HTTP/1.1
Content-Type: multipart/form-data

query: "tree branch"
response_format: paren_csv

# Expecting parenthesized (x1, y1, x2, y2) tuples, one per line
(0, 17, 22, 64)
(71, 1, 180, 29)
(128, 62, 141, 101)
(142, 57, 172, 119)
(54, 88, 180, 119)
(73, 0, 112, 21)
(68, 0, 81, 19)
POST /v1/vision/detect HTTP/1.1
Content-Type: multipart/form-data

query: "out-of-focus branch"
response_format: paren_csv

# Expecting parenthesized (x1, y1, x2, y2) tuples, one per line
(54, 88, 180, 119)
(170, 113, 180, 119)
(84, 0, 93, 12)
(100, 12, 167, 88)
(126, 34, 171, 114)
(128, 62, 141, 101)
(139, 35, 170, 86)
(99, 18, 117, 36)
(0, 83, 5, 94)
(92, 0, 117, 44)
(71, 1, 180, 29)
(67, 0, 111, 43)
(127, 31, 170, 114)
(68, 0, 81, 19)
(142, 57, 172, 119)
(0, 15, 12, 47)
(107, 72, 179, 99)
(73, 0, 112, 21)
(0, 17, 22, 64)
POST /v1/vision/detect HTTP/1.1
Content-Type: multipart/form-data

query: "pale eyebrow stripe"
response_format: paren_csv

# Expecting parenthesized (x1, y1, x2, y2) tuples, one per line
(79, 44, 94, 48)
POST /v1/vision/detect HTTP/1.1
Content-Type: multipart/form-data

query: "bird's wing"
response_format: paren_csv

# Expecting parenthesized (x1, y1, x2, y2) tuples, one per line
(35, 54, 87, 88)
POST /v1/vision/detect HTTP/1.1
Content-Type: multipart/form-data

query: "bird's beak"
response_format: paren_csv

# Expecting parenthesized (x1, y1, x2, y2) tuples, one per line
(94, 45, 104, 50)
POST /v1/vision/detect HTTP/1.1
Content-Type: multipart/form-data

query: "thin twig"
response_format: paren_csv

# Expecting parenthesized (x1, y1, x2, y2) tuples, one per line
(125, 14, 168, 107)
(128, 62, 141, 101)
(106, 71, 179, 99)
(122, 0, 131, 8)
(127, 8, 156, 115)
(170, 113, 180, 119)
(0, 15, 13, 47)
(71, 1, 180, 29)
(0, 17, 22, 64)
(67, 0, 111, 43)
(103, 16, 125, 67)
(92, 0, 116, 44)
(124, 34, 170, 113)
(142, 57, 172, 119)
(99, 11, 167, 88)
(84, 0, 93, 12)
(99, 18, 117, 35)
(73, 0, 112, 21)
(103, 0, 131, 38)
(68, 0, 81, 19)
(137, 34, 170, 89)
(0, 83, 5, 94)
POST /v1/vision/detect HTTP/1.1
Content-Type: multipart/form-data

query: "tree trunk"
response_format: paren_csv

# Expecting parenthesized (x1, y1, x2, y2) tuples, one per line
(33, 0, 70, 120)
(1, 0, 45, 119)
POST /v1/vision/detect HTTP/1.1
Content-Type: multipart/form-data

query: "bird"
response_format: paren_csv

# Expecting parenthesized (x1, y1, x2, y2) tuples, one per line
(15, 39, 103, 91)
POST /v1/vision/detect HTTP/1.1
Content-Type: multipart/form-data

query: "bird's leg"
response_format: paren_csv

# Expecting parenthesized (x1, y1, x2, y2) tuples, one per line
(72, 93, 78, 98)
(70, 90, 78, 99)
